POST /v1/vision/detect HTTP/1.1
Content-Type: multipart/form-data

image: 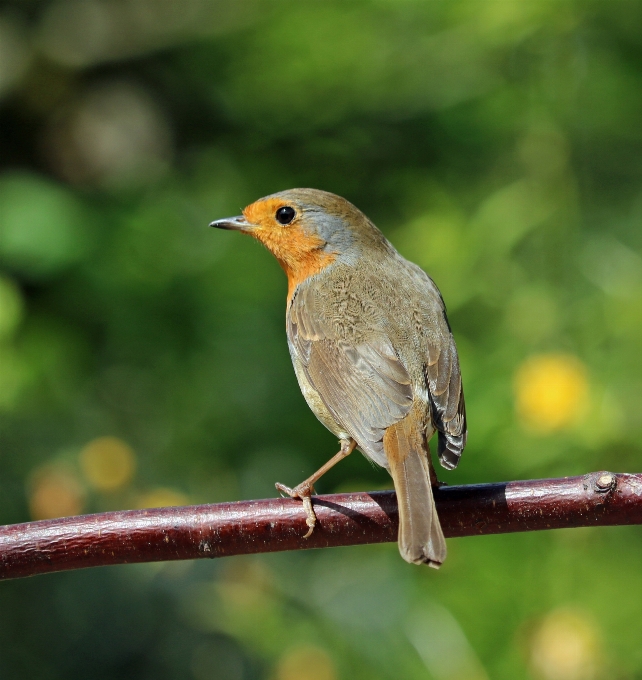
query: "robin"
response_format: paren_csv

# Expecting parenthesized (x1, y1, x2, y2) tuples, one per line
(210, 189, 466, 567)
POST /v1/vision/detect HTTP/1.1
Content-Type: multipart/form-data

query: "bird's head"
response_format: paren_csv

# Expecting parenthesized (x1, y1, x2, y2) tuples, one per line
(210, 188, 388, 300)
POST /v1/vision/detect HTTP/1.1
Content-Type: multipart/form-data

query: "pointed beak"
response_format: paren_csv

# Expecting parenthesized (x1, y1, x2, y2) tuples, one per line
(209, 215, 255, 233)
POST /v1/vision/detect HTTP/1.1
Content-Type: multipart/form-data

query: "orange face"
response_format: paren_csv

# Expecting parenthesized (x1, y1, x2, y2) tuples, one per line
(242, 197, 336, 302)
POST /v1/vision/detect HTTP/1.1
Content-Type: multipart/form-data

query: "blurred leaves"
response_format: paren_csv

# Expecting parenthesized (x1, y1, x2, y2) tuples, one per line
(0, 0, 640, 678)
(44, 80, 173, 189)
(0, 173, 91, 276)
(0, 274, 23, 339)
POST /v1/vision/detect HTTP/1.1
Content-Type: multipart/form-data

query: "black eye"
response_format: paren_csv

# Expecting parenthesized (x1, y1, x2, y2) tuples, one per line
(276, 206, 296, 225)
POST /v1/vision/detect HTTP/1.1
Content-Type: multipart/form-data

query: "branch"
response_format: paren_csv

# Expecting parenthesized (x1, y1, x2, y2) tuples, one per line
(0, 471, 640, 580)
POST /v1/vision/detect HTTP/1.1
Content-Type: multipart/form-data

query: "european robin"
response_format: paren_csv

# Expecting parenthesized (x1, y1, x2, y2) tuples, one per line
(210, 189, 466, 567)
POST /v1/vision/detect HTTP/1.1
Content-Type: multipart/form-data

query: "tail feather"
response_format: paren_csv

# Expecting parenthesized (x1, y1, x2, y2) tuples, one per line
(384, 412, 446, 567)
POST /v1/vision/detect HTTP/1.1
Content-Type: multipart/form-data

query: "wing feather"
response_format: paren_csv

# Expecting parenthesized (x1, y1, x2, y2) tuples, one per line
(423, 313, 467, 469)
(289, 297, 413, 463)
(289, 267, 467, 470)
(409, 266, 467, 468)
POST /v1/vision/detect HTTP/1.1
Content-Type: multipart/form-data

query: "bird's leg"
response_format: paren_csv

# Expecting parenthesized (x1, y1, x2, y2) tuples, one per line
(275, 438, 356, 538)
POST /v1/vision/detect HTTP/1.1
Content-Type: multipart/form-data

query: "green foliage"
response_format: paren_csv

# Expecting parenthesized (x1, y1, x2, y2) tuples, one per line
(0, 1, 640, 678)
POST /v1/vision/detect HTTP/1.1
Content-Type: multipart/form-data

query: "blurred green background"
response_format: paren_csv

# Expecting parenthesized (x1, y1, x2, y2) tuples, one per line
(0, 1, 641, 678)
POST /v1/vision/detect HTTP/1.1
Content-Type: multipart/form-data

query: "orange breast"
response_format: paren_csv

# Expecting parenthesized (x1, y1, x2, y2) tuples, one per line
(258, 226, 336, 303)
(243, 198, 336, 304)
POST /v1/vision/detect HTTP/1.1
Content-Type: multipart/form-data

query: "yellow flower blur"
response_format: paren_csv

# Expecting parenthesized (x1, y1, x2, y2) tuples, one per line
(79, 436, 136, 492)
(276, 645, 336, 680)
(530, 608, 601, 680)
(29, 467, 84, 520)
(136, 487, 188, 509)
(515, 354, 589, 432)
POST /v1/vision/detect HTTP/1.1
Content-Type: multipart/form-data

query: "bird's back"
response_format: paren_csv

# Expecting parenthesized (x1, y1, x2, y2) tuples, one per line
(287, 240, 466, 470)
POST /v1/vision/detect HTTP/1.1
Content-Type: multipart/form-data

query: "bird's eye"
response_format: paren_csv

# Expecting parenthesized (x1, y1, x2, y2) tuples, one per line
(276, 206, 296, 225)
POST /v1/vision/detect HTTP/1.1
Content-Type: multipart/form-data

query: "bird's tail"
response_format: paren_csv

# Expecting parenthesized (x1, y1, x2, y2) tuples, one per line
(384, 410, 446, 567)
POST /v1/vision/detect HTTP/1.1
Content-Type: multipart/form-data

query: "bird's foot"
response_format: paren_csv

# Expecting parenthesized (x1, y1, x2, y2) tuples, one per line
(275, 481, 317, 539)
(429, 464, 447, 489)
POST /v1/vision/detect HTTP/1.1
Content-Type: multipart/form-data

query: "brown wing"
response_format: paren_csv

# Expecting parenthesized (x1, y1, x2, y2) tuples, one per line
(420, 289, 467, 470)
(288, 291, 413, 465)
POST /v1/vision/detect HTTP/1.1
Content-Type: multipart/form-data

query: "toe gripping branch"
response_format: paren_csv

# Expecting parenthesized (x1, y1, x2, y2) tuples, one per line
(275, 439, 357, 538)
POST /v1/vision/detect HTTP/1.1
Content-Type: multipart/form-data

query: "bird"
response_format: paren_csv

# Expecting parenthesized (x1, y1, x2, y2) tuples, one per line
(210, 189, 466, 567)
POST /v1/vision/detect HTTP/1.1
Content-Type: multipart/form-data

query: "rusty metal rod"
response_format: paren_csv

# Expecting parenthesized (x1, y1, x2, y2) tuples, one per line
(0, 470, 640, 580)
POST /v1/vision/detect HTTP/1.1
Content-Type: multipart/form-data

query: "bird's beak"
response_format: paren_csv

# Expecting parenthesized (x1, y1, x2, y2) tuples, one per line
(209, 215, 255, 233)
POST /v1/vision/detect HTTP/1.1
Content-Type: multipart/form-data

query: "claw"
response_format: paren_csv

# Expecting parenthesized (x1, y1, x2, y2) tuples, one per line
(275, 481, 318, 538)
(301, 495, 316, 539)
(275, 482, 294, 498)
(273, 439, 355, 540)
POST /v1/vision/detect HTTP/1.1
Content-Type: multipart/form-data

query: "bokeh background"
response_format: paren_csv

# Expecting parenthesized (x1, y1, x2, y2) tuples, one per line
(0, 1, 641, 678)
